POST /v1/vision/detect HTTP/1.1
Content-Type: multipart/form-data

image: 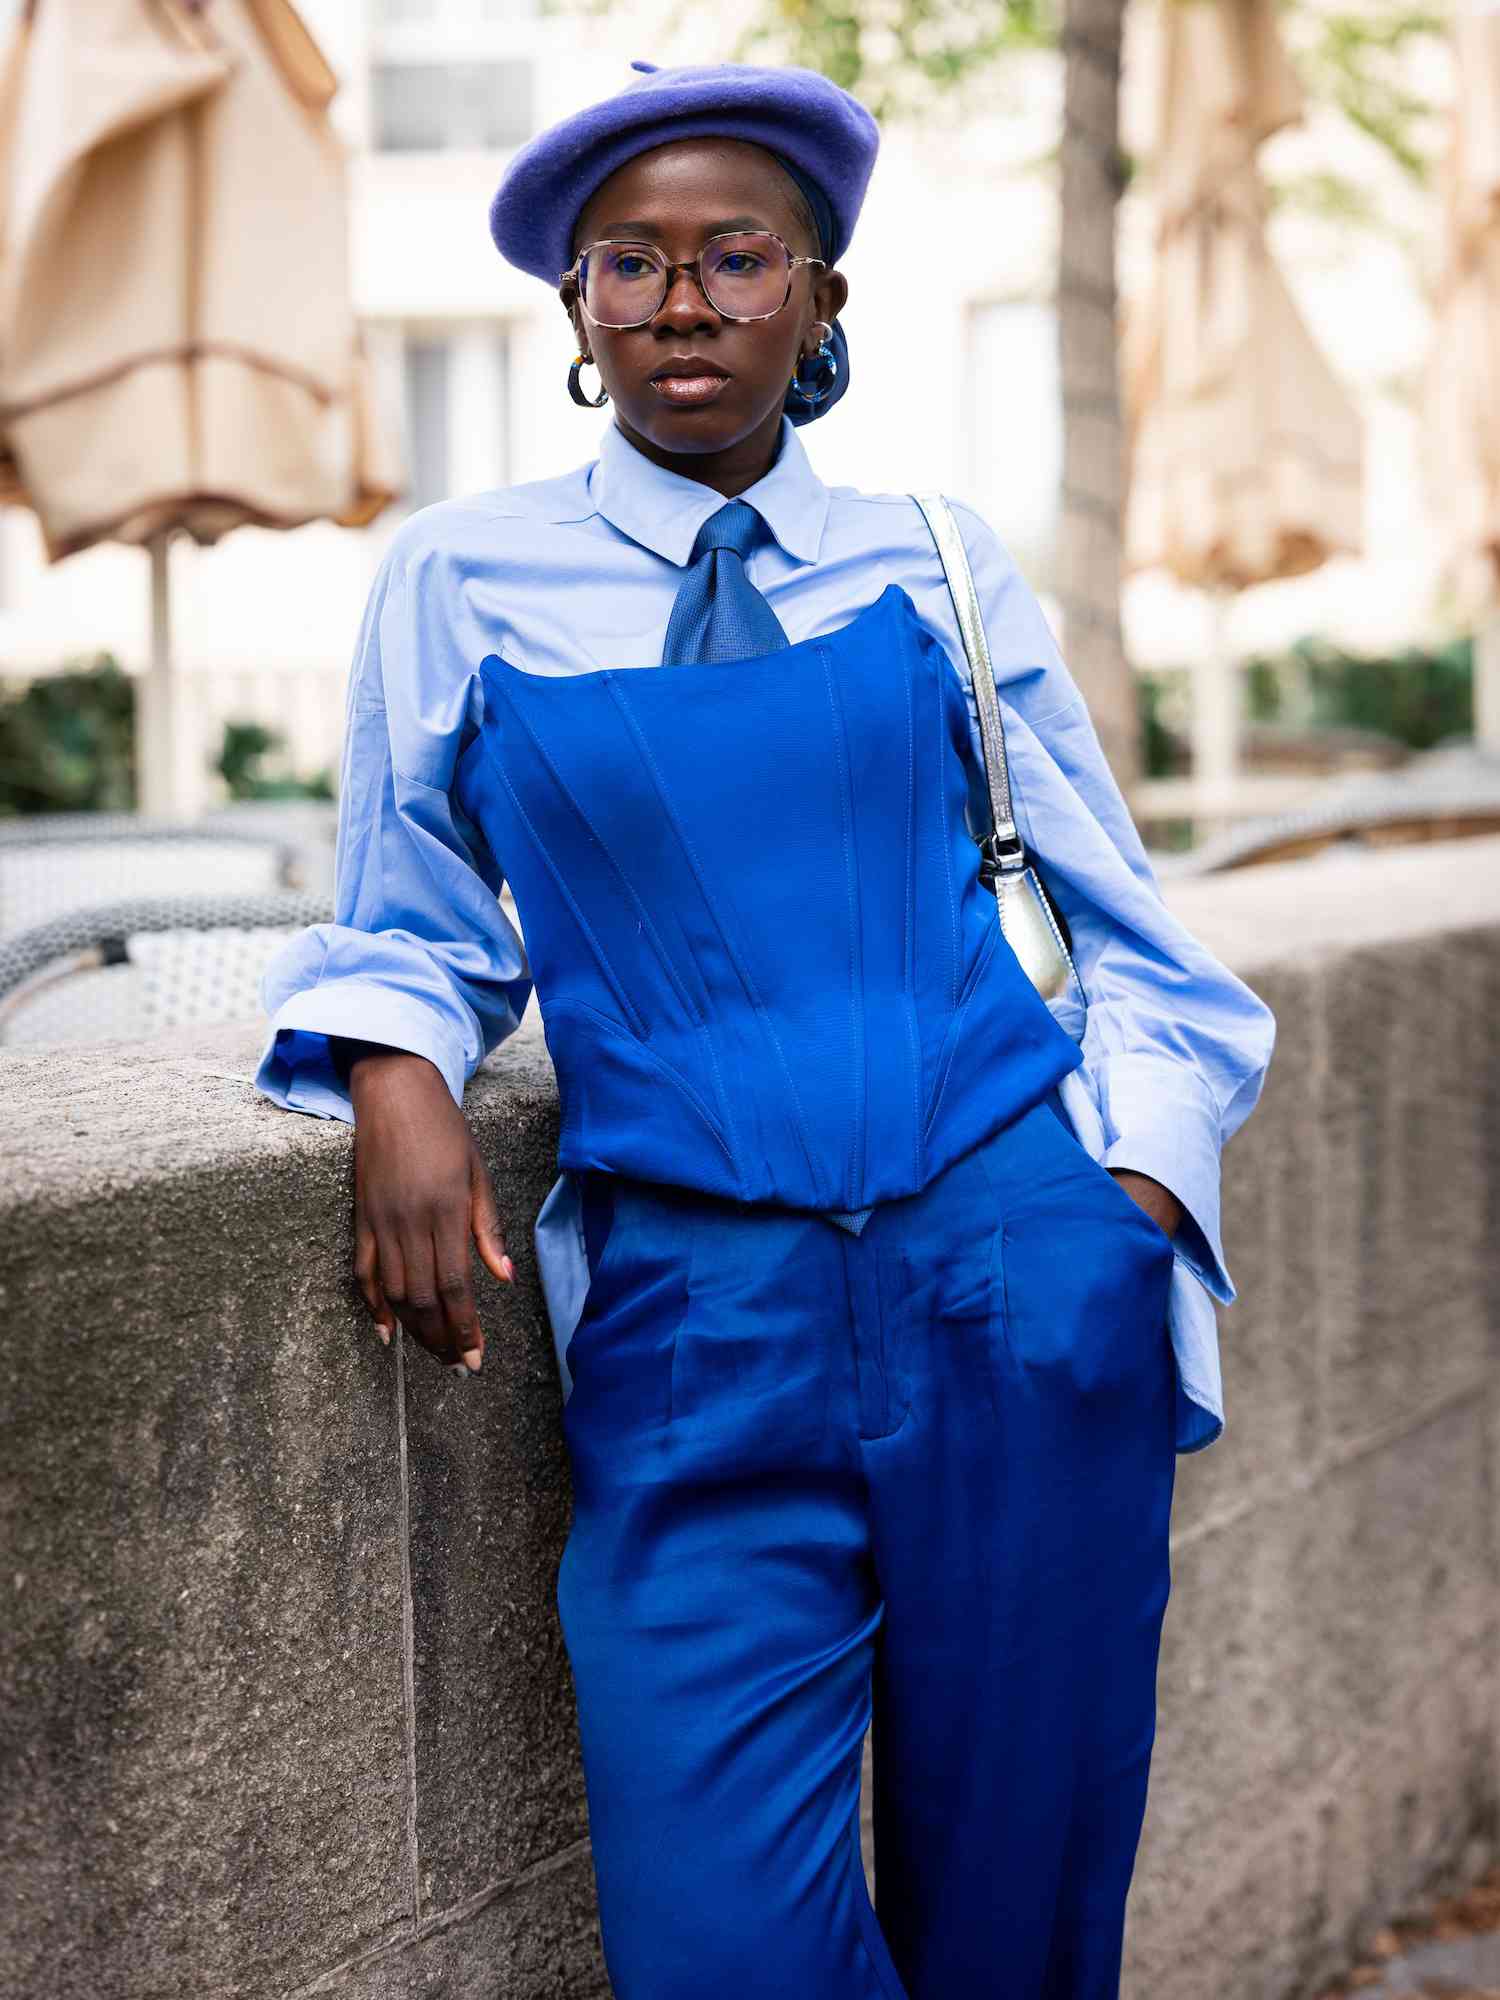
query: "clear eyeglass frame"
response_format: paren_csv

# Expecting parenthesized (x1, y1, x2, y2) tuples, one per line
(558, 229, 827, 330)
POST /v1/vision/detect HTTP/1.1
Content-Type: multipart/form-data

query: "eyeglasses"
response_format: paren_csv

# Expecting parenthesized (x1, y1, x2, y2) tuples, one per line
(559, 230, 826, 330)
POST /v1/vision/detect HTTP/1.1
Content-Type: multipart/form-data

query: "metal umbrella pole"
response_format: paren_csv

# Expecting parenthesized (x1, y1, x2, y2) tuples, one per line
(135, 528, 191, 821)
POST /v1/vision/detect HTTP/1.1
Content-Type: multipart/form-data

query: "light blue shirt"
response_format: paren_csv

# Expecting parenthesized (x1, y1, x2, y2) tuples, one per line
(254, 413, 1275, 1450)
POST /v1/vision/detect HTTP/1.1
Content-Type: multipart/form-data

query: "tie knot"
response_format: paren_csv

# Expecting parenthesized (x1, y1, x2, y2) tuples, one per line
(691, 500, 765, 564)
(660, 497, 790, 665)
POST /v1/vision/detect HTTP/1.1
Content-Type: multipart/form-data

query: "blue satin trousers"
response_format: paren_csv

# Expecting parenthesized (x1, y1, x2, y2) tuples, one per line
(556, 1093, 1179, 1999)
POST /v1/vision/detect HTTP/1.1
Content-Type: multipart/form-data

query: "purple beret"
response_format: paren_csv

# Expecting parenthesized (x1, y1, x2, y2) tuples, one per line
(489, 59, 880, 285)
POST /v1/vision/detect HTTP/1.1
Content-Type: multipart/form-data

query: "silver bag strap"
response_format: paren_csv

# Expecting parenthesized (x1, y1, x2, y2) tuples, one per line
(911, 492, 1027, 879)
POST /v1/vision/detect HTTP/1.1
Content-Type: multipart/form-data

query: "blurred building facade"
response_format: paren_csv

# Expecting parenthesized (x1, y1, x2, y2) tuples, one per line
(0, 0, 1457, 812)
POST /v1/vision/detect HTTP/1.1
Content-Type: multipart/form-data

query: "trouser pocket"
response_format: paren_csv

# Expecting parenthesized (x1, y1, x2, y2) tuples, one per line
(976, 1104, 1177, 1408)
(562, 1175, 689, 1443)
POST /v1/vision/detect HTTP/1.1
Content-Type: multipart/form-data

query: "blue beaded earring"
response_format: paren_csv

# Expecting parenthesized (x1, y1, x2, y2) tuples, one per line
(787, 321, 838, 413)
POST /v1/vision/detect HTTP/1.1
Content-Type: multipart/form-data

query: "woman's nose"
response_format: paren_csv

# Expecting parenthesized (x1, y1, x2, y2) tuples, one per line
(655, 266, 720, 330)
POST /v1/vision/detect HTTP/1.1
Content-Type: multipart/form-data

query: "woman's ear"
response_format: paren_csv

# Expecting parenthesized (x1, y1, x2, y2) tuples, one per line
(814, 266, 849, 333)
(558, 286, 586, 350)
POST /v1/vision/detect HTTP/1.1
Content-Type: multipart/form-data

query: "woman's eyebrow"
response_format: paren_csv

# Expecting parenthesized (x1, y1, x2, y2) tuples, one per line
(589, 215, 769, 239)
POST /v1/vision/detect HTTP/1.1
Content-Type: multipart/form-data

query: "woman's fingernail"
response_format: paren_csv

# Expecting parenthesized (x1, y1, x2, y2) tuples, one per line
(462, 1350, 483, 1374)
(499, 1254, 515, 1283)
(376, 1326, 391, 1346)
(448, 1361, 468, 1377)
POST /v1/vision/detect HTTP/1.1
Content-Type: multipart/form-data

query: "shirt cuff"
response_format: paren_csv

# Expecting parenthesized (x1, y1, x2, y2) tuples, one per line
(1094, 1052, 1235, 1305)
(254, 982, 469, 1124)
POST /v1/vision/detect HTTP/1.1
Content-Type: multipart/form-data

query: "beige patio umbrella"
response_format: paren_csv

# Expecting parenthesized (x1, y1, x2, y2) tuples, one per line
(0, 0, 402, 815)
(1419, 0, 1500, 750)
(1120, 0, 1364, 797)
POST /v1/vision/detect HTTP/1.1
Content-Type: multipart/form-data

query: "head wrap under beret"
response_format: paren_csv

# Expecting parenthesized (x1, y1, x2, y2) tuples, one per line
(488, 59, 879, 425)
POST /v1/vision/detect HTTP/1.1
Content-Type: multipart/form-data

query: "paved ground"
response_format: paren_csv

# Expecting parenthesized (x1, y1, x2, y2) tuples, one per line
(1315, 1866, 1500, 1999)
(1353, 1933, 1500, 1996)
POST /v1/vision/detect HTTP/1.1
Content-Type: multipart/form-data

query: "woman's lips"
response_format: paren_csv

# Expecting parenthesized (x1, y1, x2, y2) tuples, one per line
(649, 373, 732, 405)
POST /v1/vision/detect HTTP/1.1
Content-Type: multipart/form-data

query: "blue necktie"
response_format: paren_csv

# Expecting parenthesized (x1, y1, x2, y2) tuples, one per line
(660, 500, 873, 1237)
(660, 500, 791, 665)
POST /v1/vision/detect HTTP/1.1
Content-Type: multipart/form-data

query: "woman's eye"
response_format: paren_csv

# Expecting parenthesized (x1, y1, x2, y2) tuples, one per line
(718, 253, 763, 273)
(616, 255, 653, 278)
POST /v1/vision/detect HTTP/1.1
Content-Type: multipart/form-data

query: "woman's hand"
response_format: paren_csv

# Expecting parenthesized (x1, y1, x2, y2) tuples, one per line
(347, 1049, 515, 1373)
(1107, 1168, 1183, 1241)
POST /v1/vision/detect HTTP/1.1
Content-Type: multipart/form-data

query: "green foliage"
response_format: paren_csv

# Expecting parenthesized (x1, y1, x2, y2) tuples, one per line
(0, 661, 336, 819)
(723, 0, 1056, 121)
(0, 654, 136, 817)
(541, 0, 1054, 122)
(1241, 631, 1474, 749)
(1137, 668, 1190, 779)
(215, 720, 335, 803)
(1136, 636, 1474, 785)
(1295, 0, 1448, 184)
(1265, 167, 1386, 230)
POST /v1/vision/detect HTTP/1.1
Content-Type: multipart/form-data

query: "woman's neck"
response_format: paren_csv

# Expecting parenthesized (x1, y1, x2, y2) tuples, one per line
(612, 408, 784, 499)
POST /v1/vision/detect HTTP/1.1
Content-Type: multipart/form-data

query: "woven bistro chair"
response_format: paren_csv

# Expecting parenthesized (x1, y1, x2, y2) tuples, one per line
(0, 814, 328, 939)
(0, 889, 333, 1046)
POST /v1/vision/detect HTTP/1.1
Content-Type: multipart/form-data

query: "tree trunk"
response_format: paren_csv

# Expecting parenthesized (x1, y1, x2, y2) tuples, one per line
(1056, 0, 1139, 793)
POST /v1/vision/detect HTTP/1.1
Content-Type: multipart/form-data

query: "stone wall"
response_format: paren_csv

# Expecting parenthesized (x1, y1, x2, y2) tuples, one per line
(1123, 837, 1500, 1999)
(2, 836, 1498, 1999)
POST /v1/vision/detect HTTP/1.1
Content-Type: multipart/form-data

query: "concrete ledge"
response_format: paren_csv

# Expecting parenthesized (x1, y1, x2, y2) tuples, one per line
(3, 838, 1499, 1998)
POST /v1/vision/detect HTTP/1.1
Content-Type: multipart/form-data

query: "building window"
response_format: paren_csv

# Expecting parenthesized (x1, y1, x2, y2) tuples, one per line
(399, 327, 513, 512)
(372, 57, 533, 152)
(965, 298, 1062, 587)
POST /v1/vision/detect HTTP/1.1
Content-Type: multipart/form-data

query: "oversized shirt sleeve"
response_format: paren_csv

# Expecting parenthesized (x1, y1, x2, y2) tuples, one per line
(948, 499, 1276, 1306)
(253, 521, 533, 1124)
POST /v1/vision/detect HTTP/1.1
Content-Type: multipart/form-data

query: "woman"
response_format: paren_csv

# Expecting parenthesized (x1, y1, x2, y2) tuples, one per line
(255, 57, 1275, 2000)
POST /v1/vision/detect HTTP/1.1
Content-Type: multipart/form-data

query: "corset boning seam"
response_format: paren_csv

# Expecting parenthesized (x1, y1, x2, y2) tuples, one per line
(543, 997, 736, 1172)
(900, 628, 923, 1189)
(921, 907, 1004, 1143)
(603, 671, 832, 1209)
(484, 752, 650, 1040)
(481, 672, 709, 1034)
(816, 641, 865, 1212)
(935, 653, 960, 1013)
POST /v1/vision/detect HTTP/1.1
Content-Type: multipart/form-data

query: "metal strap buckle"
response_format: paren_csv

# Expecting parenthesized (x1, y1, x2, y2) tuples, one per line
(978, 822, 1026, 882)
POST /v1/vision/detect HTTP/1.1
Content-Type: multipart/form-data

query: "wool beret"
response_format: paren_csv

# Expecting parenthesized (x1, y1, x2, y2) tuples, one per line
(489, 59, 880, 285)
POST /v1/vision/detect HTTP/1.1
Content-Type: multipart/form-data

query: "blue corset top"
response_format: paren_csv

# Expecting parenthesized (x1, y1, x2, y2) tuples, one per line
(456, 582, 1081, 1211)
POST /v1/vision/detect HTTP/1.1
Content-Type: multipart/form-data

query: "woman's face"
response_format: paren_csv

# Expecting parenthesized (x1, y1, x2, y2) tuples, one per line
(559, 138, 849, 486)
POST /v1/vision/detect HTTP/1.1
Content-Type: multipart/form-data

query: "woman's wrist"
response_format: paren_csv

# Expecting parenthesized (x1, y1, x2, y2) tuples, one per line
(1107, 1167, 1183, 1238)
(332, 1037, 443, 1094)
(330, 1035, 385, 1085)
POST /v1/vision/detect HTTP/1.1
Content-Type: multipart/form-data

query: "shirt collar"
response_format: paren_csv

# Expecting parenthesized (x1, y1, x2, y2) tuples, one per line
(590, 414, 830, 568)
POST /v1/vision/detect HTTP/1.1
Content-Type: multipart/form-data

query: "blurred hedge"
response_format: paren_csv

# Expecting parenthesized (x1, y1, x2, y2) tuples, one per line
(1244, 633, 1474, 750)
(1139, 633, 1476, 778)
(0, 657, 335, 816)
(0, 652, 135, 816)
(215, 720, 334, 803)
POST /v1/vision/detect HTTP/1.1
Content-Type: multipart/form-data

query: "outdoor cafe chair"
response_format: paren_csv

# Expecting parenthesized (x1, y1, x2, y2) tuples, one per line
(0, 889, 333, 1047)
(0, 814, 321, 940)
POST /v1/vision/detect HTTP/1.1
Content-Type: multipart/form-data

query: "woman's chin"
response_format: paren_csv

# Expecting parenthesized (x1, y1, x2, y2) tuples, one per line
(615, 394, 785, 463)
(623, 404, 740, 453)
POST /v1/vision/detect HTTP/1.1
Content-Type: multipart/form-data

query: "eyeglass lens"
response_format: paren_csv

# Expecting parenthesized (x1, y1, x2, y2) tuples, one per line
(582, 232, 792, 326)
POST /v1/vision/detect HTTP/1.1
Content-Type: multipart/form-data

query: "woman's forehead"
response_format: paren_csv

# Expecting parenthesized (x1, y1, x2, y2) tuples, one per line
(577, 139, 804, 233)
